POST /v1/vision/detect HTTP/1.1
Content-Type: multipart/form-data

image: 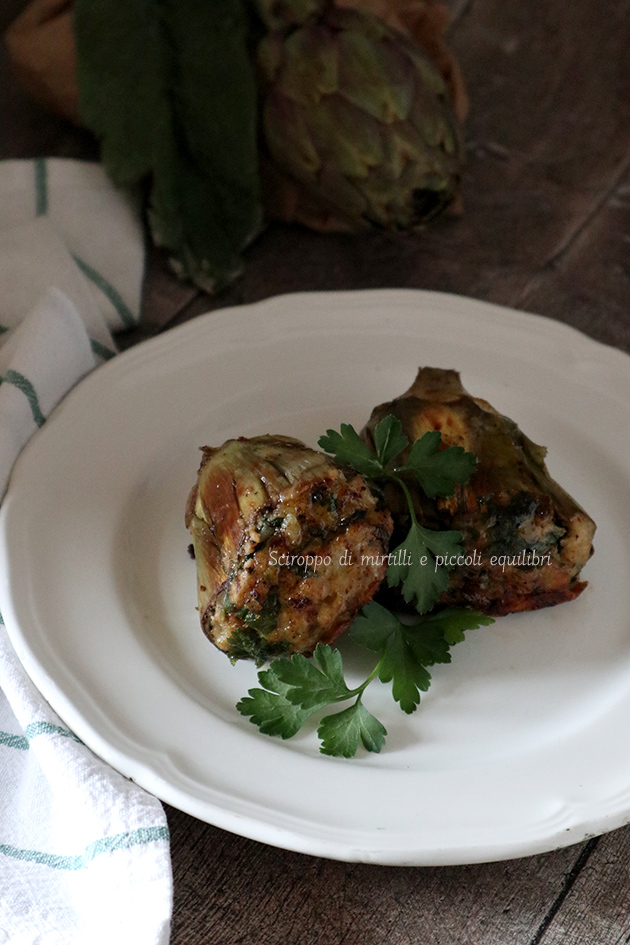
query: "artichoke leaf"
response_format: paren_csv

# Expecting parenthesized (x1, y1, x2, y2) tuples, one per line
(277, 26, 340, 105)
(338, 28, 410, 123)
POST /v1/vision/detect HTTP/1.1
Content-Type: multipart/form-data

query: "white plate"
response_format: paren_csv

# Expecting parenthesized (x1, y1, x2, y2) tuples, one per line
(1, 289, 630, 866)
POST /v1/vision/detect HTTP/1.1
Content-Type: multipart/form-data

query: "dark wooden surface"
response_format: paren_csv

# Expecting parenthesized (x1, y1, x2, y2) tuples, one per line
(2, 1, 630, 942)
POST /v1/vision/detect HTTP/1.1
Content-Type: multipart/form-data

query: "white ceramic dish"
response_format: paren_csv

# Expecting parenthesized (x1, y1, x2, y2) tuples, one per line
(1, 289, 629, 866)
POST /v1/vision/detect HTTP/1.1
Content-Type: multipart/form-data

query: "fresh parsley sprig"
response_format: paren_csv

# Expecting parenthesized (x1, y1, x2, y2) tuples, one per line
(237, 414, 491, 758)
(237, 605, 493, 756)
(319, 415, 477, 612)
(237, 643, 386, 757)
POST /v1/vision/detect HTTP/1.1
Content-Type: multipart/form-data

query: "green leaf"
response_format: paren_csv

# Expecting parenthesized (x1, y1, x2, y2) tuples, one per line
(349, 601, 402, 652)
(74, 0, 262, 292)
(271, 645, 352, 709)
(387, 521, 465, 614)
(377, 629, 431, 713)
(311, 644, 352, 692)
(381, 612, 485, 713)
(351, 605, 451, 714)
(372, 415, 409, 469)
(318, 701, 386, 757)
(237, 667, 316, 739)
(405, 620, 453, 667)
(418, 607, 495, 645)
(351, 604, 490, 715)
(402, 431, 477, 498)
(237, 644, 388, 755)
(318, 424, 384, 478)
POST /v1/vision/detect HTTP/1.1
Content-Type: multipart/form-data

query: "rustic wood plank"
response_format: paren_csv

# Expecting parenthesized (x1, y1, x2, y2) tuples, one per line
(528, 839, 601, 945)
(441, 0, 630, 271)
(389, 0, 630, 309)
(0, 0, 27, 30)
(517, 167, 630, 353)
(166, 804, 590, 945)
(137, 245, 199, 335)
(536, 828, 630, 944)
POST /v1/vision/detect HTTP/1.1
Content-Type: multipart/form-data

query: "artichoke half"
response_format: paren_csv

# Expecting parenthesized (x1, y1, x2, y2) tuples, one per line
(256, 0, 465, 231)
(363, 368, 596, 615)
(186, 435, 393, 662)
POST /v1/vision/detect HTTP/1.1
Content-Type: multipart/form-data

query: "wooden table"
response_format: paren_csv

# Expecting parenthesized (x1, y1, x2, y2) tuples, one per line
(2, 1, 630, 942)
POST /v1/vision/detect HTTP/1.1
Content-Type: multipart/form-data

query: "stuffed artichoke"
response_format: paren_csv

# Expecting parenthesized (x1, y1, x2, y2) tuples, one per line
(186, 435, 393, 662)
(363, 368, 596, 615)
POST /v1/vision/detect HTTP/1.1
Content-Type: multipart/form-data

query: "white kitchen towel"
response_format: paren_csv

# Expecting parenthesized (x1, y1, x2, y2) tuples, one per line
(0, 217, 116, 358)
(0, 155, 147, 498)
(0, 287, 96, 494)
(0, 625, 171, 945)
(0, 157, 144, 334)
(0, 158, 172, 944)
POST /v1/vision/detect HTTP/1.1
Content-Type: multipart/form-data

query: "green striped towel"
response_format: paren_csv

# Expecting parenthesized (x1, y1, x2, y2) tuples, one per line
(0, 157, 145, 497)
(0, 159, 172, 942)
(0, 625, 171, 944)
(0, 158, 143, 336)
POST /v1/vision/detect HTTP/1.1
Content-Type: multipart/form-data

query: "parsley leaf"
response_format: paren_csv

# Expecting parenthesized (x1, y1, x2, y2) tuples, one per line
(350, 603, 442, 714)
(347, 601, 401, 651)
(378, 629, 432, 713)
(401, 431, 477, 498)
(237, 644, 384, 756)
(272, 645, 352, 709)
(418, 607, 495, 645)
(387, 522, 465, 614)
(320, 417, 477, 617)
(318, 424, 383, 479)
(350, 602, 493, 714)
(372, 415, 409, 468)
(236, 666, 319, 739)
(318, 702, 387, 757)
(319, 415, 409, 475)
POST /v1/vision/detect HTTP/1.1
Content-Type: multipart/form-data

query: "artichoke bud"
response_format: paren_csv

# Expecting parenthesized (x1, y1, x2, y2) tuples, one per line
(257, 4, 464, 231)
(363, 368, 597, 616)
